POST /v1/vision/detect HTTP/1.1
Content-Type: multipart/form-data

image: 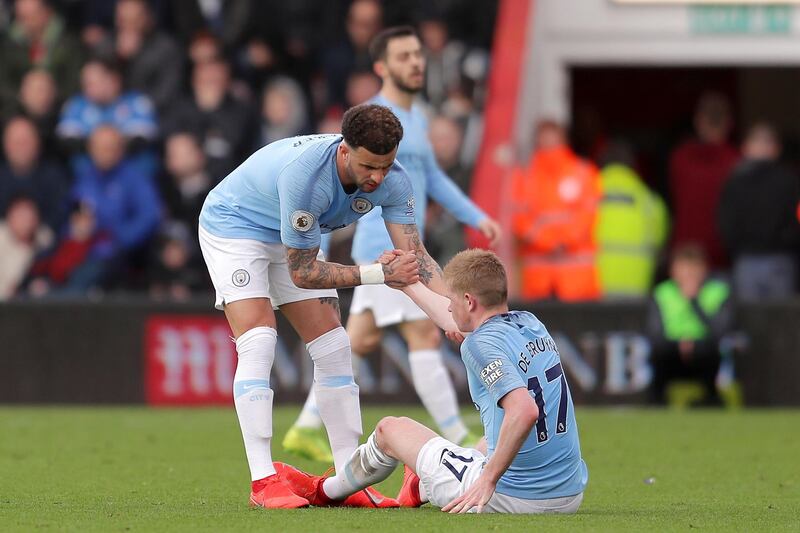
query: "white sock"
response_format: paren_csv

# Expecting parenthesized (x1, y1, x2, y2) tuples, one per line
(308, 327, 362, 474)
(409, 349, 468, 444)
(294, 351, 363, 430)
(322, 431, 397, 500)
(233, 326, 277, 481)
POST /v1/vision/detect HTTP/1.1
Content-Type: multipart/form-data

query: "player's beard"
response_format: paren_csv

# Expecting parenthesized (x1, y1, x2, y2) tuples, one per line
(388, 67, 423, 95)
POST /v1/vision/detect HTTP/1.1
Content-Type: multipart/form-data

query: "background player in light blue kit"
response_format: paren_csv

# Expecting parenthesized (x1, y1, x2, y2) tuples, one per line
(286, 26, 502, 461)
(276, 249, 588, 514)
(198, 104, 453, 509)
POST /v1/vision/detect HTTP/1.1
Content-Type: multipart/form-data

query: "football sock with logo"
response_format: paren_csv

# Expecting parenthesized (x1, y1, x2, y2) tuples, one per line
(322, 431, 397, 500)
(308, 327, 362, 474)
(409, 349, 468, 444)
(233, 326, 277, 482)
(294, 351, 363, 430)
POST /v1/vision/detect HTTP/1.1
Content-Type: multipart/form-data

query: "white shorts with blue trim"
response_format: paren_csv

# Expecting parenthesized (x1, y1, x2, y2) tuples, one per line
(415, 436, 584, 514)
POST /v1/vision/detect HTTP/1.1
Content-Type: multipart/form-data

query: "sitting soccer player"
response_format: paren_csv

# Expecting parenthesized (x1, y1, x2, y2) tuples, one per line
(276, 249, 588, 513)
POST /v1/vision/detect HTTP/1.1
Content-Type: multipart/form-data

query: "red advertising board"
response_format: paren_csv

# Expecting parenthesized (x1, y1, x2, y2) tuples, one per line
(145, 315, 236, 405)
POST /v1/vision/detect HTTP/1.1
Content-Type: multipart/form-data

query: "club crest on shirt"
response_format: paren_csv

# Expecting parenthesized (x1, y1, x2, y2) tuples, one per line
(351, 197, 373, 214)
(232, 269, 250, 287)
(291, 210, 315, 232)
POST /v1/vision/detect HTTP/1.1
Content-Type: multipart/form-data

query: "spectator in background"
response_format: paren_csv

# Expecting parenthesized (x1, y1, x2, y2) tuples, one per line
(718, 123, 800, 302)
(0, 116, 69, 231)
(169, 0, 252, 57)
(425, 115, 470, 264)
(56, 57, 158, 154)
(0, 0, 83, 110)
(344, 69, 381, 109)
(669, 92, 738, 269)
(418, 16, 465, 111)
(256, 76, 311, 148)
(510, 120, 602, 301)
(428, 114, 469, 190)
(187, 29, 223, 65)
(1, 68, 60, 156)
(0, 195, 53, 300)
(164, 58, 255, 181)
(92, 0, 184, 114)
(147, 220, 206, 301)
(647, 244, 732, 405)
(596, 140, 669, 298)
(322, 0, 382, 112)
(63, 125, 161, 291)
(160, 132, 211, 233)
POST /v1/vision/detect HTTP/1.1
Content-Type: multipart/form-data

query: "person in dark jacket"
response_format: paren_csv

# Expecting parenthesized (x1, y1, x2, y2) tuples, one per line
(0, 116, 69, 231)
(718, 122, 800, 302)
(647, 244, 732, 405)
(163, 58, 255, 181)
(92, 0, 184, 114)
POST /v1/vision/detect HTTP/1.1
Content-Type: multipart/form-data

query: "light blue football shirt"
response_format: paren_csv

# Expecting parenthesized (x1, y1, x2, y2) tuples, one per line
(460, 310, 589, 500)
(199, 134, 415, 249)
(350, 94, 486, 263)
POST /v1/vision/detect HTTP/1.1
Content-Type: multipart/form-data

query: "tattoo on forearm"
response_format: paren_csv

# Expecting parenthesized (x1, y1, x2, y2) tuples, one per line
(318, 297, 341, 319)
(400, 224, 443, 286)
(286, 247, 361, 289)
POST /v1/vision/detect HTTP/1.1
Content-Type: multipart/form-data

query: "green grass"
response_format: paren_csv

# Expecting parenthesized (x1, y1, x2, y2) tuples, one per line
(1, 406, 798, 532)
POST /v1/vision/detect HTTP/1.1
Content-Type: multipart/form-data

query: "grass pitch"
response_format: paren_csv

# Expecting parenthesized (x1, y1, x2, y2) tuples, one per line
(0, 406, 798, 532)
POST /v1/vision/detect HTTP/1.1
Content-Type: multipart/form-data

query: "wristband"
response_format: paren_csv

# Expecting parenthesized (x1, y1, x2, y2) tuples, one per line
(359, 263, 385, 285)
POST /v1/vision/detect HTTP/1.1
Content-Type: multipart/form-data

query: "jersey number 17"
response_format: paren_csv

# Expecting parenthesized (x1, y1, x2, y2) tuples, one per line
(527, 362, 568, 443)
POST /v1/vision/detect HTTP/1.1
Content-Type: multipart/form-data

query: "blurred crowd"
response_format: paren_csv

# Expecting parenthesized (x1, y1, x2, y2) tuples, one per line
(0, 0, 496, 300)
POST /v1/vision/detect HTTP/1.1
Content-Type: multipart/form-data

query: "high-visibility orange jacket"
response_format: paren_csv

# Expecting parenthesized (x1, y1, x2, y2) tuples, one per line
(510, 145, 602, 300)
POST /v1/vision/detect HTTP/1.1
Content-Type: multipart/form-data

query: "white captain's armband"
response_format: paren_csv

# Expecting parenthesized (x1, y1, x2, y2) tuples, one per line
(359, 263, 385, 285)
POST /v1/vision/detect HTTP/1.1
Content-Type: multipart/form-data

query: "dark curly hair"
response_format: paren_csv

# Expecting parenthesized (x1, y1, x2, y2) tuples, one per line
(341, 104, 403, 155)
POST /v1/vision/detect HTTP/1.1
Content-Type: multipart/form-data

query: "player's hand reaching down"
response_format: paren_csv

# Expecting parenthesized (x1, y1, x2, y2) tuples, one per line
(478, 217, 503, 248)
(381, 250, 419, 288)
(441, 473, 496, 514)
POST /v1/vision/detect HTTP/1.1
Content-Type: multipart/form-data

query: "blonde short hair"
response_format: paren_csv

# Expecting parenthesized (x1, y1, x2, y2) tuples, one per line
(443, 249, 507, 307)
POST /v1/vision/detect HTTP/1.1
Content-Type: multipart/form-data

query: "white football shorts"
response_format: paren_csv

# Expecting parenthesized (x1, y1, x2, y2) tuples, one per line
(350, 282, 428, 327)
(415, 436, 584, 514)
(199, 225, 337, 310)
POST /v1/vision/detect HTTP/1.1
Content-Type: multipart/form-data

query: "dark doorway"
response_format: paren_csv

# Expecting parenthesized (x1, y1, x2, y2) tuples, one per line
(570, 66, 800, 202)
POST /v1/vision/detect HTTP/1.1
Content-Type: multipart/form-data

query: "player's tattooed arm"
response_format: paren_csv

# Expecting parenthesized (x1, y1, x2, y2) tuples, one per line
(286, 247, 361, 289)
(385, 222, 447, 295)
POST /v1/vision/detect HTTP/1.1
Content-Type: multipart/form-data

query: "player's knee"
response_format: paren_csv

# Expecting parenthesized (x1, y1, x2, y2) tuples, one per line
(308, 326, 353, 374)
(375, 416, 401, 451)
(350, 329, 381, 355)
(405, 321, 442, 350)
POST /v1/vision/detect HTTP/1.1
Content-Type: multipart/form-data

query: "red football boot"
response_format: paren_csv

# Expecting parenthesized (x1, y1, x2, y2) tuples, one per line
(396, 465, 423, 508)
(249, 474, 310, 509)
(273, 462, 400, 508)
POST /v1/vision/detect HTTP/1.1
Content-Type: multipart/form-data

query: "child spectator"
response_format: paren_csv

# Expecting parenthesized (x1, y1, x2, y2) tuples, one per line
(647, 244, 732, 405)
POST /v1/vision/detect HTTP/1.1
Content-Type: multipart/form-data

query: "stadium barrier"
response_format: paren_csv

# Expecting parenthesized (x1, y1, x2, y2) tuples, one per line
(1, 296, 797, 405)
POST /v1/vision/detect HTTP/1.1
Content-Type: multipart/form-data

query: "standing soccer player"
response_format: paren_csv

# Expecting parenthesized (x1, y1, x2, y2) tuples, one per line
(198, 104, 448, 509)
(277, 249, 588, 513)
(285, 26, 502, 462)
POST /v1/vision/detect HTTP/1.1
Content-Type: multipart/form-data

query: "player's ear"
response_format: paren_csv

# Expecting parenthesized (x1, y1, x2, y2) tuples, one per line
(373, 60, 386, 78)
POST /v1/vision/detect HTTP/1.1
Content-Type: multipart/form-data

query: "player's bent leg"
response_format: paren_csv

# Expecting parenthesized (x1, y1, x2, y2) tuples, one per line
(375, 416, 439, 472)
(399, 320, 472, 445)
